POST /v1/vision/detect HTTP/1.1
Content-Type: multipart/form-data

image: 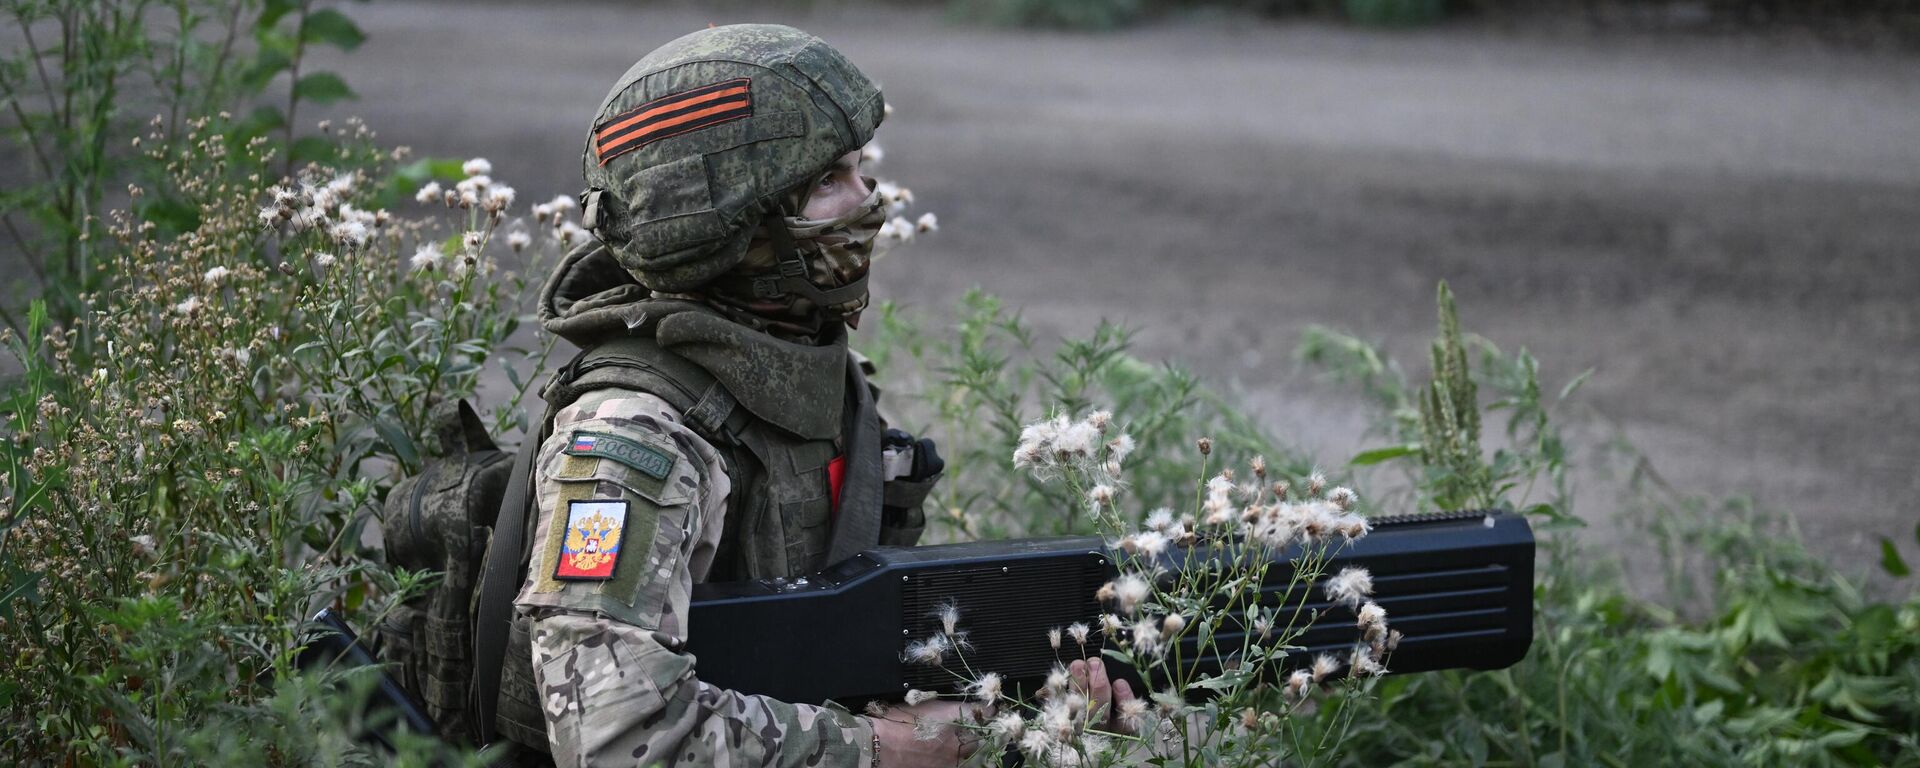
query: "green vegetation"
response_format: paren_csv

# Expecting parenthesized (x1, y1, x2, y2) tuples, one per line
(3, 1, 1915, 765)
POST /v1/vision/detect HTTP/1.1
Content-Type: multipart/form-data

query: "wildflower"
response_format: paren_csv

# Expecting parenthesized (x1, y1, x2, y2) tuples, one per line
(861, 142, 884, 164)
(937, 601, 960, 636)
(1250, 454, 1267, 478)
(464, 231, 485, 249)
(914, 212, 937, 233)
(1044, 664, 1069, 695)
(1106, 433, 1135, 463)
(1162, 613, 1186, 635)
(1132, 530, 1169, 557)
(129, 534, 156, 557)
(1130, 618, 1162, 655)
(258, 205, 285, 227)
(1041, 699, 1075, 738)
(1252, 615, 1273, 640)
(1019, 730, 1053, 760)
(903, 634, 951, 666)
(1053, 420, 1100, 457)
(904, 688, 937, 706)
(326, 172, 355, 196)
(1335, 513, 1371, 542)
(531, 202, 554, 222)
(1086, 484, 1114, 509)
(912, 715, 945, 742)
(289, 206, 326, 232)
(330, 219, 370, 248)
(202, 266, 231, 285)
(1112, 573, 1151, 614)
(1143, 508, 1174, 533)
(1095, 581, 1116, 602)
(1047, 626, 1062, 650)
(1100, 613, 1124, 635)
(1284, 669, 1312, 702)
(1272, 480, 1291, 501)
(173, 296, 202, 315)
(887, 216, 915, 242)
(1357, 601, 1389, 638)
(1206, 474, 1234, 497)
(1323, 566, 1374, 609)
(1067, 622, 1089, 646)
(1307, 471, 1327, 497)
(410, 244, 444, 271)
(1153, 686, 1183, 716)
(1349, 645, 1387, 677)
(484, 184, 516, 213)
(1197, 437, 1212, 455)
(507, 231, 531, 252)
(461, 157, 492, 176)
(1386, 629, 1403, 652)
(990, 711, 1024, 739)
(1118, 697, 1150, 733)
(1312, 653, 1342, 682)
(545, 194, 576, 213)
(556, 221, 587, 246)
(313, 252, 337, 270)
(967, 672, 1002, 703)
(1327, 486, 1358, 511)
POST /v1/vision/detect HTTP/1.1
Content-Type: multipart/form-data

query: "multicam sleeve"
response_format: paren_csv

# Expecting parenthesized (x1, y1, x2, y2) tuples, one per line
(514, 388, 876, 768)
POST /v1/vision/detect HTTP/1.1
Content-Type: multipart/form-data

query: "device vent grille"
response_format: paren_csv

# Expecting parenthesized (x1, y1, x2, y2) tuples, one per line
(901, 556, 1107, 693)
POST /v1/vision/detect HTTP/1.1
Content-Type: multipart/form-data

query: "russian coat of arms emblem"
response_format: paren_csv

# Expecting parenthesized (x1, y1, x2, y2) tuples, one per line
(555, 499, 627, 580)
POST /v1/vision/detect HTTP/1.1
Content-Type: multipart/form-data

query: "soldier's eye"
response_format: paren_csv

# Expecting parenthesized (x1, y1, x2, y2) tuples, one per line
(816, 174, 835, 190)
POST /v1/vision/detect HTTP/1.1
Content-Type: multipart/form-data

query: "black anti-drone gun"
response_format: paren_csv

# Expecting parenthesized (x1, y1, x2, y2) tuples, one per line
(688, 509, 1535, 706)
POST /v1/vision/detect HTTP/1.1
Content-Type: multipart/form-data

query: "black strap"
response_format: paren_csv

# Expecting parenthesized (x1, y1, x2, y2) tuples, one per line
(469, 431, 541, 746)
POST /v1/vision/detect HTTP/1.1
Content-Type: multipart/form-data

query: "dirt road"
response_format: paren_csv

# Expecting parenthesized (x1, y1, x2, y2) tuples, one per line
(311, 1, 1920, 585)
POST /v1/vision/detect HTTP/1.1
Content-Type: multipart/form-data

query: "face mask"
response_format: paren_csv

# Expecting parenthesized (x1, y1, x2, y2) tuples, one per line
(781, 182, 889, 319)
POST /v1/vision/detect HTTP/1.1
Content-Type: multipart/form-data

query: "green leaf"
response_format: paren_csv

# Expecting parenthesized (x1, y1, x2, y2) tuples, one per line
(371, 415, 421, 469)
(292, 72, 356, 105)
(290, 135, 336, 165)
(258, 0, 301, 30)
(1879, 537, 1910, 578)
(240, 46, 291, 92)
(1349, 443, 1419, 466)
(234, 105, 286, 139)
(300, 9, 366, 51)
(137, 196, 201, 236)
(1558, 367, 1594, 401)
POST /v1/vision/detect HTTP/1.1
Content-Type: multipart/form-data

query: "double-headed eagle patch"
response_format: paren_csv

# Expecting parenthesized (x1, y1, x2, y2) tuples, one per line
(555, 499, 627, 580)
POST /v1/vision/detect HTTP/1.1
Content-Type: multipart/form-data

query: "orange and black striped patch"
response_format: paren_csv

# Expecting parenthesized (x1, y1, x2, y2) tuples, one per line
(594, 78, 753, 166)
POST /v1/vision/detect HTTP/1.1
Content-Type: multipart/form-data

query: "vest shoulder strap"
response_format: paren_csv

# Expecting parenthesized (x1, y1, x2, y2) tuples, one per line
(549, 336, 740, 440)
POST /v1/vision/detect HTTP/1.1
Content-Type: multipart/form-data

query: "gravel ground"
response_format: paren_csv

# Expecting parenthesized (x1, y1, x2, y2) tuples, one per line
(301, 1, 1920, 589)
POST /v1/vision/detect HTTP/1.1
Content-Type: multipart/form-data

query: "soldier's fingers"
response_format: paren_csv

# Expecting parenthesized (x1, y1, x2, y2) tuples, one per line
(1110, 678, 1137, 733)
(1068, 659, 1087, 692)
(1087, 658, 1113, 715)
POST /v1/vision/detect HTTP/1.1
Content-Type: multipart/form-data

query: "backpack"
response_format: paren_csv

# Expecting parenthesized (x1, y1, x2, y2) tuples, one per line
(376, 399, 521, 743)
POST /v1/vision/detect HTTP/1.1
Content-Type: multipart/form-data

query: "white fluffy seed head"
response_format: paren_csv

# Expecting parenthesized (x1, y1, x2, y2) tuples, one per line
(905, 688, 937, 706)
(461, 157, 491, 177)
(1323, 566, 1374, 609)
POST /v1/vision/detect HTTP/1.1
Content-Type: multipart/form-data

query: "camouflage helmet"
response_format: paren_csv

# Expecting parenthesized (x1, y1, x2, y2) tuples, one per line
(579, 24, 885, 293)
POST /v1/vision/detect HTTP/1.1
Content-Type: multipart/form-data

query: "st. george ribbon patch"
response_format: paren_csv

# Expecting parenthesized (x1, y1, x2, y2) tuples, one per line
(555, 499, 627, 580)
(564, 430, 674, 480)
(594, 77, 753, 166)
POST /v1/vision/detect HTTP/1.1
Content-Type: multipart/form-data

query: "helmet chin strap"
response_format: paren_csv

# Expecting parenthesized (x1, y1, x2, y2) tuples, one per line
(750, 204, 871, 309)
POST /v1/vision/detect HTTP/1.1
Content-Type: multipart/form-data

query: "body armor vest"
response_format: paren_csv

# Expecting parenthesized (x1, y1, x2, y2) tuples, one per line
(491, 282, 902, 752)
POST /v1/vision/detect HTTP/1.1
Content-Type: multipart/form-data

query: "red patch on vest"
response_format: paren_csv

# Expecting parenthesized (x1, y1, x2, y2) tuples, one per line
(827, 454, 847, 520)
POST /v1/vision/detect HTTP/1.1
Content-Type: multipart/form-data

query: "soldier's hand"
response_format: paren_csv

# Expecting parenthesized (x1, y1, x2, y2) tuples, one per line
(1069, 658, 1139, 734)
(871, 699, 984, 767)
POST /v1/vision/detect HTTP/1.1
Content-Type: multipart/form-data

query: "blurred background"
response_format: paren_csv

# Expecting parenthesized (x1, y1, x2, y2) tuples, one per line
(300, 0, 1920, 588)
(5, 0, 1918, 586)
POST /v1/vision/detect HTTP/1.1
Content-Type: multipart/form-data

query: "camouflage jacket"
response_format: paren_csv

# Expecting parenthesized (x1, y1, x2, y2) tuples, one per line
(514, 387, 875, 767)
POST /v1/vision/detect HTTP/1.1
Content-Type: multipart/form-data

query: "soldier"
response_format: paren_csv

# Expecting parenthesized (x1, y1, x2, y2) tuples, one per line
(494, 23, 970, 768)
